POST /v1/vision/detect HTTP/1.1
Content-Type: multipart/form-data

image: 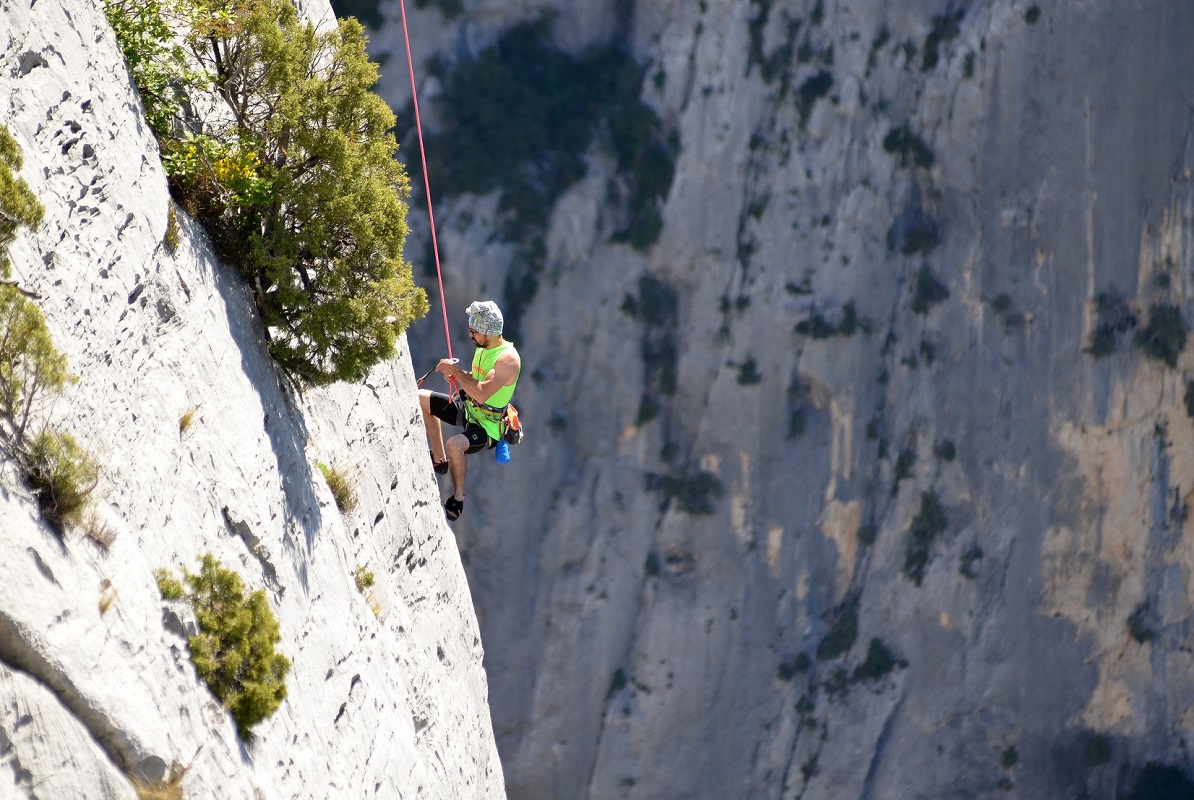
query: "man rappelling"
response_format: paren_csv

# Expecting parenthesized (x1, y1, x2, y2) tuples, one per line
(419, 300, 522, 521)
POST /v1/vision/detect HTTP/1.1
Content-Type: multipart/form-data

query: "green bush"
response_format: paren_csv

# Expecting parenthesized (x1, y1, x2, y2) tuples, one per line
(883, 123, 934, 169)
(903, 490, 947, 585)
(922, 6, 964, 71)
(796, 70, 833, 126)
(736, 357, 762, 385)
(0, 285, 76, 448)
(0, 127, 45, 278)
(102, 0, 199, 136)
(24, 430, 99, 530)
(646, 468, 724, 515)
(851, 638, 904, 682)
(911, 264, 949, 314)
(816, 604, 858, 661)
(159, 554, 290, 739)
(777, 652, 812, 681)
(1133, 303, 1187, 368)
(353, 565, 374, 593)
(110, 0, 428, 386)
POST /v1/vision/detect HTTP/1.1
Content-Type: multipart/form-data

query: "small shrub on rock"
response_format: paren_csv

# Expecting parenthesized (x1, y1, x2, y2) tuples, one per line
(24, 429, 99, 530)
(903, 490, 947, 585)
(317, 461, 358, 513)
(1134, 303, 1187, 368)
(158, 554, 290, 739)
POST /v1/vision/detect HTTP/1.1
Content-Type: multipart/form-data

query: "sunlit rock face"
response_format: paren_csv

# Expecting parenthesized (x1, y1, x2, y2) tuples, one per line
(0, 0, 504, 797)
(362, 1, 1194, 797)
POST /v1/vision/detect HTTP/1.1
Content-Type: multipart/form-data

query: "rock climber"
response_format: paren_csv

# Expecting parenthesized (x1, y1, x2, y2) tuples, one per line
(419, 300, 521, 521)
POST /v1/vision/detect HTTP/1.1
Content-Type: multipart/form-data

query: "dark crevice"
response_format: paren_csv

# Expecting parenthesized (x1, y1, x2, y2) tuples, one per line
(0, 609, 164, 781)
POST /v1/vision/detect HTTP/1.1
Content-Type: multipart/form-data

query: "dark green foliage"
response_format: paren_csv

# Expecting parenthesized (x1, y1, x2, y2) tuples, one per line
(901, 221, 940, 256)
(1086, 290, 1136, 357)
(903, 490, 947, 585)
(159, 554, 290, 739)
(922, 5, 965, 71)
(647, 469, 725, 515)
(852, 638, 905, 682)
(623, 275, 678, 322)
(960, 545, 983, 579)
(894, 448, 916, 482)
(0, 285, 76, 449)
(737, 357, 763, 385)
(991, 294, 1013, 314)
(795, 313, 836, 339)
(1000, 746, 1018, 769)
(0, 128, 44, 278)
(1124, 763, 1194, 800)
(24, 430, 99, 531)
(883, 123, 935, 168)
(816, 604, 858, 661)
(1184, 381, 1194, 421)
(1133, 303, 1187, 368)
(1086, 735, 1111, 768)
(1024, 5, 1041, 24)
(636, 396, 661, 425)
(795, 301, 871, 338)
(911, 264, 949, 315)
(796, 70, 834, 126)
(777, 652, 811, 681)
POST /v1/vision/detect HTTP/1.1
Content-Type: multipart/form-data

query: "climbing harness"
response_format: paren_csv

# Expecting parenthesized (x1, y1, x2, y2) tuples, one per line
(399, 0, 456, 394)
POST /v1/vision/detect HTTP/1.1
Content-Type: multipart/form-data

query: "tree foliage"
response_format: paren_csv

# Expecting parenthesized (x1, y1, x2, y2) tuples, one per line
(160, 554, 291, 739)
(0, 286, 76, 448)
(107, 0, 427, 385)
(0, 127, 45, 278)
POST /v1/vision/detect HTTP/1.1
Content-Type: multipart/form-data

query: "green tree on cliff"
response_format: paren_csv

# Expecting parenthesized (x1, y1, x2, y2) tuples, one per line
(108, 0, 427, 386)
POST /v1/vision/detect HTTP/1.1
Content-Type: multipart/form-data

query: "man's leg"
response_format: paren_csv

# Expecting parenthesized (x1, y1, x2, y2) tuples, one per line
(419, 389, 447, 463)
(445, 431, 469, 502)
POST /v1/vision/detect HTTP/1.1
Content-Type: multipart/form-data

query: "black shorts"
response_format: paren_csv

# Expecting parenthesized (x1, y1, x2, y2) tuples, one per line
(428, 392, 495, 454)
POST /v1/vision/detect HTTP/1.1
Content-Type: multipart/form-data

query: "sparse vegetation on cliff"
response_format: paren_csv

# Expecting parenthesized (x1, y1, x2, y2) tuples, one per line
(156, 554, 291, 739)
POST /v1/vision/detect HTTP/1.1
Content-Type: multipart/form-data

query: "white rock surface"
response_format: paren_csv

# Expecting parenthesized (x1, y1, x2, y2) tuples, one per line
(0, 0, 503, 797)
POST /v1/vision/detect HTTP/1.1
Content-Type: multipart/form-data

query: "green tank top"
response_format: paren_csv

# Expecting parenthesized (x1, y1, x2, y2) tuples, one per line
(464, 341, 519, 440)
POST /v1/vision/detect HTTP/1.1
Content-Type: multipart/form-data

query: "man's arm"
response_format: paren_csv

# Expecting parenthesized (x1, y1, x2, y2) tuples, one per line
(437, 352, 519, 404)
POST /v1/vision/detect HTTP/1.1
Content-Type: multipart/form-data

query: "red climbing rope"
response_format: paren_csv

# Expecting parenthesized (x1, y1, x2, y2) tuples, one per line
(398, 0, 456, 386)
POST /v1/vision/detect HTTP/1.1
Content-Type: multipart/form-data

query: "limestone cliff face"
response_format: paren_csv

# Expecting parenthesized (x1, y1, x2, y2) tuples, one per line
(367, 0, 1194, 797)
(0, 0, 503, 797)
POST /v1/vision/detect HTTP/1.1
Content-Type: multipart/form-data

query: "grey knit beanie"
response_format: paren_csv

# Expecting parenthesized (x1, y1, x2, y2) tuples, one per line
(466, 300, 504, 336)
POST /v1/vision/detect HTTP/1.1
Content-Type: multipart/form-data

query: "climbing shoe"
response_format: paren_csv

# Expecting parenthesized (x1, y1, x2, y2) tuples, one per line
(444, 496, 464, 521)
(430, 449, 449, 475)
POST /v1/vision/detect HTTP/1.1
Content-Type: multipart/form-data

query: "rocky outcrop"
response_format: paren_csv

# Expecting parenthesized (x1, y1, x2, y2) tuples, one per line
(0, 0, 503, 796)
(365, 0, 1194, 797)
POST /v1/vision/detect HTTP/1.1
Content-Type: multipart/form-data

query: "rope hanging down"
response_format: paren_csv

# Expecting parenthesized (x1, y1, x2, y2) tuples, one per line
(398, 0, 456, 389)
